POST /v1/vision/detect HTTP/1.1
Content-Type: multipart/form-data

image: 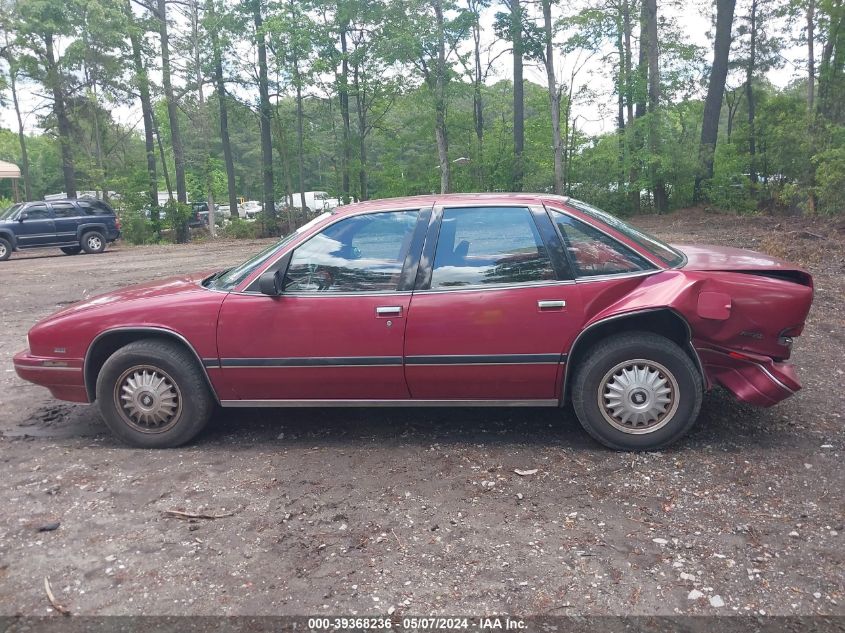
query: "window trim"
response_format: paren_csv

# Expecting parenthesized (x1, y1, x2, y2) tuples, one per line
(546, 207, 659, 281)
(240, 206, 430, 296)
(417, 204, 565, 292)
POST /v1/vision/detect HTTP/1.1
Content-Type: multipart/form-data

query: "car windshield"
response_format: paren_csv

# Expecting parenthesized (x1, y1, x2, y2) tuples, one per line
(0, 203, 22, 220)
(566, 198, 685, 267)
(204, 212, 332, 291)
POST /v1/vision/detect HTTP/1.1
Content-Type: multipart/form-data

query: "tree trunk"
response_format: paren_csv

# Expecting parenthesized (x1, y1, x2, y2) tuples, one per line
(808, 0, 815, 110)
(511, 0, 524, 191)
(295, 78, 306, 212)
(615, 9, 626, 201)
(645, 0, 668, 213)
(471, 3, 484, 189)
(5, 52, 32, 200)
(433, 0, 450, 194)
(254, 0, 276, 230)
(208, 0, 236, 226)
(542, 0, 563, 195)
(353, 62, 369, 201)
(339, 25, 352, 200)
(44, 31, 76, 198)
(272, 112, 296, 229)
(746, 0, 758, 187)
(126, 0, 159, 230)
(694, 0, 736, 202)
(157, 0, 187, 205)
(153, 111, 173, 201)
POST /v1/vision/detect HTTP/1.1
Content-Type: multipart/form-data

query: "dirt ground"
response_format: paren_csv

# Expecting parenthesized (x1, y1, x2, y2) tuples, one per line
(0, 208, 842, 618)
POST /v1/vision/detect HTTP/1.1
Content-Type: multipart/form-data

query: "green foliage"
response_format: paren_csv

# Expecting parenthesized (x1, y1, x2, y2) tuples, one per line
(164, 200, 193, 244)
(222, 217, 260, 239)
(704, 143, 756, 213)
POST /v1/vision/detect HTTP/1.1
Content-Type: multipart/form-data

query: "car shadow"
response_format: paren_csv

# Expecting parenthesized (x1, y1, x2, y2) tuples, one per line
(5, 388, 817, 454)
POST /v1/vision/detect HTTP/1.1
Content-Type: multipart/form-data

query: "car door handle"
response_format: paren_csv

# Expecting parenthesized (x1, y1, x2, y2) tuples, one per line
(538, 300, 566, 310)
(376, 306, 403, 317)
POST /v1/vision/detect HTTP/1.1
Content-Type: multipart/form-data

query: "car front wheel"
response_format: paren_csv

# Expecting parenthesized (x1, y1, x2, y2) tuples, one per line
(81, 231, 106, 254)
(571, 332, 702, 451)
(0, 237, 10, 261)
(96, 339, 214, 448)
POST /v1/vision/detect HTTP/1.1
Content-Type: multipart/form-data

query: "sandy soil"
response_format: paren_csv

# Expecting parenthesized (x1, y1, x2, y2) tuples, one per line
(0, 210, 841, 617)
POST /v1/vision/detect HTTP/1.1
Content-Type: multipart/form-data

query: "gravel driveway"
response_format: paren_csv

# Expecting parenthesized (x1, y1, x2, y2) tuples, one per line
(0, 210, 841, 618)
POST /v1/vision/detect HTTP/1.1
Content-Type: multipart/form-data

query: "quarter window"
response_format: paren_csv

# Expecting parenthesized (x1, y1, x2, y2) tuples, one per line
(284, 210, 420, 293)
(430, 207, 554, 288)
(553, 212, 653, 277)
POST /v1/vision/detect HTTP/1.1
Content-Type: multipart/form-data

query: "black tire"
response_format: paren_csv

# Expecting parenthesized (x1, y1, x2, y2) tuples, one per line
(571, 331, 702, 451)
(81, 231, 107, 254)
(0, 237, 10, 261)
(61, 246, 82, 255)
(96, 339, 214, 448)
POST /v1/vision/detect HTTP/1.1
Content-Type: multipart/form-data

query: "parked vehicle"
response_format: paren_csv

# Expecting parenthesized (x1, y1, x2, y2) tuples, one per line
(239, 201, 262, 219)
(287, 191, 346, 214)
(0, 198, 121, 261)
(14, 194, 813, 450)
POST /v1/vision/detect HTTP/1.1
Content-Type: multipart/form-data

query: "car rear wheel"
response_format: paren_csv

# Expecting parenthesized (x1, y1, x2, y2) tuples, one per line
(0, 237, 10, 261)
(81, 231, 106, 254)
(61, 246, 82, 255)
(96, 339, 214, 448)
(571, 332, 702, 451)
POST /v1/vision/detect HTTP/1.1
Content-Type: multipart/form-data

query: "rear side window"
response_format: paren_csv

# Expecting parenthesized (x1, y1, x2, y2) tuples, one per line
(553, 212, 653, 277)
(284, 210, 420, 293)
(51, 201, 79, 218)
(430, 207, 555, 288)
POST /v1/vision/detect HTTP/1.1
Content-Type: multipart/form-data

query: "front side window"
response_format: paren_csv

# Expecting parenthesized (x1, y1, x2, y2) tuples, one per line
(430, 207, 554, 288)
(284, 210, 420, 293)
(553, 212, 653, 277)
(51, 202, 79, 218)
(24, 204, 50, 220)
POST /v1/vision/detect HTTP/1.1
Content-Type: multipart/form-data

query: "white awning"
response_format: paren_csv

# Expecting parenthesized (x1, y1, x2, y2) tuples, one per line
(0, 160, 21, 179)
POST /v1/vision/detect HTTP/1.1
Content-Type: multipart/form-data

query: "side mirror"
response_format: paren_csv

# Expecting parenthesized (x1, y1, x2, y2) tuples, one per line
(258, 270, 282, 296)
(18, 212, 27, 222)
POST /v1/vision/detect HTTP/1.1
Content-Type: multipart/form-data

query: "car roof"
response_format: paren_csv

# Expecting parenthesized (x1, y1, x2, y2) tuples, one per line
(330, 193, 571, 216)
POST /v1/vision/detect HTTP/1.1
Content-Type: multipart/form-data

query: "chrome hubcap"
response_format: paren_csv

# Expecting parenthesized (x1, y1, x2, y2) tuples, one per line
(114, 366, 182, 433)
(88, 236, 102, 250)
(598, 359, 679, 434)
(0, 244, 6, 257)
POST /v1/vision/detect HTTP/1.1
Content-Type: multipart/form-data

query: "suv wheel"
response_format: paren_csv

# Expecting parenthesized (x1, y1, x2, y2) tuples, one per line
(96, 339, 214, 448)
(0, 237, 10, 261)
(61, 246, 82, 255)
(81, 231, 106, 254)
(571, 332, 703, 451)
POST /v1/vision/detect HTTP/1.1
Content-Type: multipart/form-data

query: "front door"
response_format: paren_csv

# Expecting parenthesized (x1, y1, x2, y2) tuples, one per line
(216, 208, 426, 401)
(404, 205, 581, 401)
(15, 203, 56, 247)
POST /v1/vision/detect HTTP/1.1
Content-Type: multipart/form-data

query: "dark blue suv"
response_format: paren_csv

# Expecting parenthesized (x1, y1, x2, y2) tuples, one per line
(0, 199, 121, 261)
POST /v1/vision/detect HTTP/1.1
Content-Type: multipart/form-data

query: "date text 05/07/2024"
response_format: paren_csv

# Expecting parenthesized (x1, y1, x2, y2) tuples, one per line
(306, 617, 527, 630)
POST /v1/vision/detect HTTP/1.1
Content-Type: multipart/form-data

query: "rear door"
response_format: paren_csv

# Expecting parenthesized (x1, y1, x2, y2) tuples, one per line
(15, 203, 56, 247)
(50, 201, 82, 244)
(403, 205, 581, 401)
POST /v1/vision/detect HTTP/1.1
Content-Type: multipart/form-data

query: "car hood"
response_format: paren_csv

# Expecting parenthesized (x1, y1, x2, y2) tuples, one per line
(49, 272, 215, 319)
(674, 244, 807, 273)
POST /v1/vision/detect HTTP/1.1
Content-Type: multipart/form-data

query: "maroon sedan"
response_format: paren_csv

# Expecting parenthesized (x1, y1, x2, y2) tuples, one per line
(14, 194, 813, 450)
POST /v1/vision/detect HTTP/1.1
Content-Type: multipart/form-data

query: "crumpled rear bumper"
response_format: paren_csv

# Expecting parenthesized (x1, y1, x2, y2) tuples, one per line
(697, 347, 801, 407)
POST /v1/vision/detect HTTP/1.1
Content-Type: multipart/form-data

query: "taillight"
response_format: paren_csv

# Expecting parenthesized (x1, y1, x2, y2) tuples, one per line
(114, 216, 121, 230)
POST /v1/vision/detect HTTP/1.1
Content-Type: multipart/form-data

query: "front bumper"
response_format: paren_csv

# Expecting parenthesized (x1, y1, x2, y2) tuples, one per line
(697, 347, 801, 407)
(13, 349, 89, 403)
